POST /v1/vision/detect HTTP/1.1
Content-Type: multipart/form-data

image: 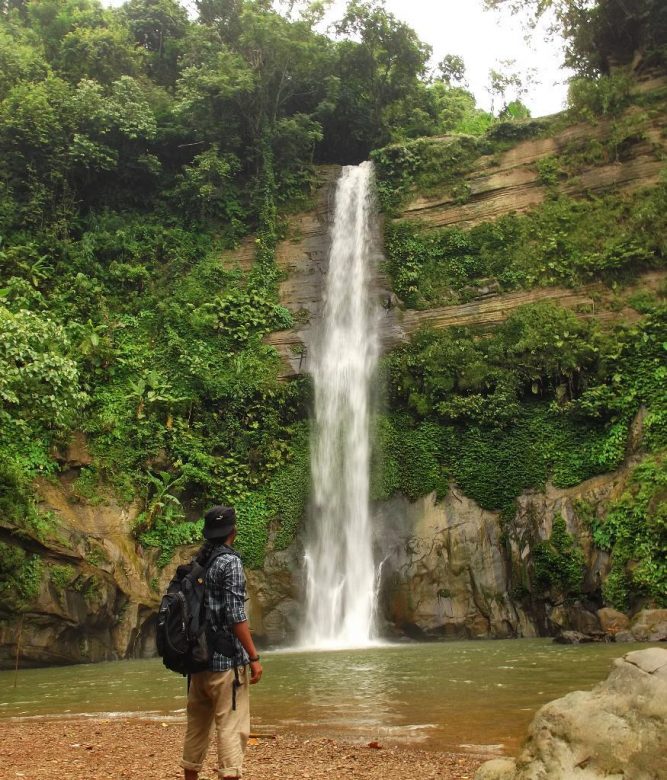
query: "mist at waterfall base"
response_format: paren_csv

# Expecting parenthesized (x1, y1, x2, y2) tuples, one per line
(300, 162, 383, 651)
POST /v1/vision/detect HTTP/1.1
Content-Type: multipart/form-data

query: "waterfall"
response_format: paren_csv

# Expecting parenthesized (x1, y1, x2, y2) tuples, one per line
(301, 161, 381, 649)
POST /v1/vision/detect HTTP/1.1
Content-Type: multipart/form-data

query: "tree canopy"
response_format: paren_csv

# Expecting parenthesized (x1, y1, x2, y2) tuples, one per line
(486, 0, 667, 75)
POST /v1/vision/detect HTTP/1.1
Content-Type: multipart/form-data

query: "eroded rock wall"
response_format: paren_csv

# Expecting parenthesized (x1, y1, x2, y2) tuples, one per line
(266, 90, 667, 375)
(0, 434, 653, 669)
(0, 463, 304, 667)
(397, 96, 667, 231)
(0, 477, 160, 668)
(374, 459, 633, 640)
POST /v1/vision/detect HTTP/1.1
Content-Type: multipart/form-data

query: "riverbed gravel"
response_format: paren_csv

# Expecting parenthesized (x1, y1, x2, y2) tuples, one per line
(0, 718, 491, 779)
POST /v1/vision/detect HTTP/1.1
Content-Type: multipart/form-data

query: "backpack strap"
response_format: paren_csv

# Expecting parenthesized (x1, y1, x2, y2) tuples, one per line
(200, 545, 239, 640)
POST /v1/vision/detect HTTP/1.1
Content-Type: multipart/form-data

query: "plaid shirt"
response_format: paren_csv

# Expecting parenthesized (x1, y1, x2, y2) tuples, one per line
(205, 548, 250, 671)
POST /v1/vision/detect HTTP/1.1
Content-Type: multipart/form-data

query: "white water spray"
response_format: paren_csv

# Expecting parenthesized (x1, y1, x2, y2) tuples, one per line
(301, 162, 381, 649)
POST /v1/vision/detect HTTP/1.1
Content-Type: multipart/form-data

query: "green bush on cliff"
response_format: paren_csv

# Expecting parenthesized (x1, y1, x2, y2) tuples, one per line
(268, 421, 311, 551)
(381, 300, 666, 514)
(383, 183, 667, 309)
(372, 415, 451, 502)
(49, 564, 77, 592)
(371, 135, 491, 213)
(0, 543, 43, 607)
(532, 516, 585, 598)
(0, 305, 88, 532)
(594, 456, 667, 610)
(371, 117, 551, 214)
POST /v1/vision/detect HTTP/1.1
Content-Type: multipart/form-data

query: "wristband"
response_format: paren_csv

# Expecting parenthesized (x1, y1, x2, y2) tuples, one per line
(248, 655, 260, 663)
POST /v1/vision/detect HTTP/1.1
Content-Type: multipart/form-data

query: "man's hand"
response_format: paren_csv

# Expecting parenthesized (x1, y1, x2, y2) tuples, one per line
(249, 660, 263, 684)
(232, 620, 262, 683)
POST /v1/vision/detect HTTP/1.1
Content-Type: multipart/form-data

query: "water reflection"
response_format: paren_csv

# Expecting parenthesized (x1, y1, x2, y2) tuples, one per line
(0, 639, 656, 753)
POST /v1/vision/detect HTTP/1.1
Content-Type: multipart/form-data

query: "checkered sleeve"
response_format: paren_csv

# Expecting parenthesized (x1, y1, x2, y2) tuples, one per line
(215, 555, 247, 626)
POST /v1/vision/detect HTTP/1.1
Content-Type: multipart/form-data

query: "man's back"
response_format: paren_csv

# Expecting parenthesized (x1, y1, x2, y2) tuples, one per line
(205, 549, 250, 671)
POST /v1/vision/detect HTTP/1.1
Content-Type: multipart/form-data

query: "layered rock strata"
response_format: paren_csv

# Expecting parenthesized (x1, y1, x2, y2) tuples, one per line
(398, 103, 666, 231)
(266, 97, 667, 377)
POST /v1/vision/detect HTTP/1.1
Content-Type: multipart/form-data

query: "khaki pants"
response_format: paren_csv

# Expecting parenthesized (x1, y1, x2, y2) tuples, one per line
(181, 667, 250, 778)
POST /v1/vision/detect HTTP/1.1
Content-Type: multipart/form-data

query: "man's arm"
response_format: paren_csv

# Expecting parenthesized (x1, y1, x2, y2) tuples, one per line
(232, 621, 263, 684)
(223, 556, 263, 684)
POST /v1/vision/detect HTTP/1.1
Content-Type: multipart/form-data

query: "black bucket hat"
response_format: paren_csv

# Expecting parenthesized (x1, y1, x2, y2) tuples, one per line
(203, 505, 237, 540)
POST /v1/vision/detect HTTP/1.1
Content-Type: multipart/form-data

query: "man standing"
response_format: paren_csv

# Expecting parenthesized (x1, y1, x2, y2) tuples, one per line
(182, 505, 263, 780)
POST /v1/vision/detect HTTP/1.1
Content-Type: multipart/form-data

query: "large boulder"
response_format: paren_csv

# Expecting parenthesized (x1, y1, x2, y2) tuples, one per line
(629, 609, 667, 642)
(474, 648, 667, 779)
(596, 607, 630, 635)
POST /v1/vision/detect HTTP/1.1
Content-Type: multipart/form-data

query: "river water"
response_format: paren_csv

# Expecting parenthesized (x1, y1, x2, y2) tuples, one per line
(0, 639, 652, 754)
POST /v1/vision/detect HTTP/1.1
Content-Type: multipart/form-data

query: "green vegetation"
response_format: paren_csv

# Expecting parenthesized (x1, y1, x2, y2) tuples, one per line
(486, 0, 666, 78)
(592, 456, 666, 610)
(0, 542, 44, 608)
(0, 0, 526, 573)
(375, 293, 666, 605)
(379, 298, 666, 501)
(383, 183, 666, 309)
(371, 119, 550, 213)
(49, 563, 76, 592)
(532, 516, 585, 598)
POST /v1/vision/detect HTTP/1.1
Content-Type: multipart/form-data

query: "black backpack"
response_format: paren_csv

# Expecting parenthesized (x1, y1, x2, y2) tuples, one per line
(156, 545, 236, 676)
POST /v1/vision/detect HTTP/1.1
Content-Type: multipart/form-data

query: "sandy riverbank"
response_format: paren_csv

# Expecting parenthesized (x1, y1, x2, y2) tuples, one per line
(0, 718, 492, 779)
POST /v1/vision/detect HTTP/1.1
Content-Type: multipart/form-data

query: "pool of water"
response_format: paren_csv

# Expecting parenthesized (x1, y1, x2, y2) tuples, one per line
(0, 639, 650, 754)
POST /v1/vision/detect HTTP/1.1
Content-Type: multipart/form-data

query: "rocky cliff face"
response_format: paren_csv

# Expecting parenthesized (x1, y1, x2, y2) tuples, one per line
(0, 419, 656, 670)
(375, 463, 633, 640)
(398, 106, 666, 231)
(0, 454, 305, 668)
(0, 476, 158, 668)
(266, 91, 667, 374)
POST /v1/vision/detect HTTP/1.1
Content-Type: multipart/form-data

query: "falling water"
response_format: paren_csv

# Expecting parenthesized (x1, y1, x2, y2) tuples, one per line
(301, 161, 381, 649)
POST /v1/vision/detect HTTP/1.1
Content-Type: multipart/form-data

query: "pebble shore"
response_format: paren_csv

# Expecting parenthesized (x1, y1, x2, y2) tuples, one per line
(0, 718, 491, 779)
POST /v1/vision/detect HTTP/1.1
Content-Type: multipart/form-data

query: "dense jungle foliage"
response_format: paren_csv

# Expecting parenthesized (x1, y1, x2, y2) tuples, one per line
(0, 0, 665, 612)
(0, 0, 500, 571)
(376, 298, 666, 608)
(368, 0, 667, 609)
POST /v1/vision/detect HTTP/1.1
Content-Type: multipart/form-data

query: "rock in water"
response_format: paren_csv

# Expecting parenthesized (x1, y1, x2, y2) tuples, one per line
(629, 609, 667, 642)
(553, 630, 606, 644)
(474, 648, 667, 779)
(596, 607, 630, 635)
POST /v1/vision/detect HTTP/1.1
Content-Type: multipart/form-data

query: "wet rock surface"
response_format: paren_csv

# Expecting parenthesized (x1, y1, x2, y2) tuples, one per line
(375, 455, 645, 640)
(377, 488, 534, 640)
(616, 609, 667, 643)
(0, 470, 160, 669)
(475, 647, 667, 779)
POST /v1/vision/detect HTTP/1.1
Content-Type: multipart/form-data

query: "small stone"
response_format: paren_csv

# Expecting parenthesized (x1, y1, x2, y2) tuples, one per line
(474, 758, 516, 779)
